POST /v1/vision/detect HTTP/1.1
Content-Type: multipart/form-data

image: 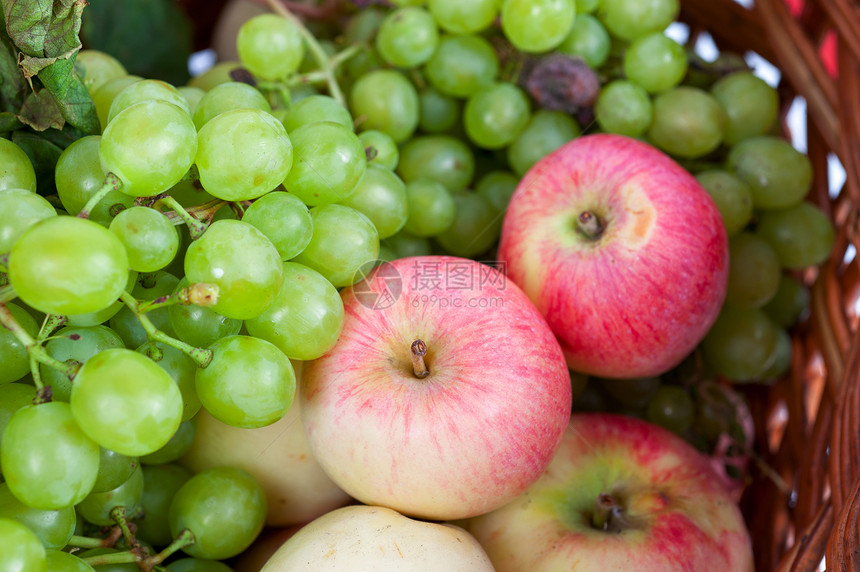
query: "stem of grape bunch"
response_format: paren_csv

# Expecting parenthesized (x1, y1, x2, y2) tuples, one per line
(152, 195, 213, 239)
(77, 173, 123, 219)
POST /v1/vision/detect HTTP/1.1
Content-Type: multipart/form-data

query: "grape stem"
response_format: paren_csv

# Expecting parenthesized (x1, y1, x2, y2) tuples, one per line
(136, 282, 219, 313)
(67, 527, 123, 549)
(109, 506, 140, 550)
(0, 302, 79, 386)
(77, 173, 123, 220)
(0, 252, 8, 272)
(142, 529, 196, 569)
(152, 195, 210, 240)
(118, 291, 213, 368)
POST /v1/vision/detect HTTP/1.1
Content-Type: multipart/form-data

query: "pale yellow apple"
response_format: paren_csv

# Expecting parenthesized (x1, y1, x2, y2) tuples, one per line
(261, 505, 495, 571)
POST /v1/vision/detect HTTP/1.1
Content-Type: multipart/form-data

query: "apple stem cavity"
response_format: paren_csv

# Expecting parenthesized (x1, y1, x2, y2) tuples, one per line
(410, 339, 430, 378)
(591, 493, 635, 533)
(576, 211, 605, 240)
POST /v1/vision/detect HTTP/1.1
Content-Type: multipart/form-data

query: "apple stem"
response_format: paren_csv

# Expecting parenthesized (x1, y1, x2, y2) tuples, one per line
(411, 339, 430, 378)
(591, 493, 634, 533)
(576, 211, 605, 240)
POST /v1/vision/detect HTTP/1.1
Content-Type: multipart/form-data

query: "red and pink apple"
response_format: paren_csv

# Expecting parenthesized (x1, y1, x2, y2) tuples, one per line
(498, 133, 729, 378)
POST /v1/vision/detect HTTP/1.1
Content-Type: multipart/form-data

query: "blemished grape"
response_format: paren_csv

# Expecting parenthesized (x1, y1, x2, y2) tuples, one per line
(725, 232, 782, 309)
(0, 482, 76, 549)
(428, 0, 498, 34)
(75, 49, 127, 95)
(424, 34, 499, 98)
(242, 191, 313, 260)
(41, 324, 125, 403)
(76, 464, 144, 526)
(281, 95, 354, 133)
(0, 302, 38, 384)
(403, 179, 456, 237)
(106, 79, 191, 125)
(168, 467, 266, 560)
(339, 163, 409, 239)
(8, 216, 129, 316)
(1, 402, 100, 510)
(0, 188, 57, 253)
(501, 0, 576, 53)
(418, 86, 461, 134)
(694, 169, 754, 236)
(0, 137, 37, 193)
(195, 335, 295, 428)
(476, 170, 519, 213)
(756, 201, 835, 269)
(397, 134, 475, 191)
(237, 14, 305, 81)
(91, 447, 138, 494)
(358, 130, 399, 170)
(506, 109, 580, 176)
(434, 191, 502, 258)
(646, 385, 695, 435)
(291, 204, 380, 288)
(191, 81, 271, 130)
(100, 100, 197, 198)
(594, 79, 654, 137)
(70, 348, 184, 457)
(137, 463, 193, 548)
(763, 274, 810, 328)
(557, 14, 611, 68)
(350, 69, 420, 143)
(702, 305, 781, 382)
(0, 517, 47, 572)
(168, 277, 243, 349)
(138, 341, 202, 423)
(647, 86, 725, 159)
(710, 71, 779, 145)
(282, 121, 366, 206)
(196, 108, 293, 202)
(376, 7, 439, 68)
(184, 219, 284, 320)
(463, 82, 531, 150)
(623, 32, 688, 94)
(245, 262, 345, 361)
(599, 0, 679, 41)
(726, 135, 813, 209)
(109, 206, 179, 272)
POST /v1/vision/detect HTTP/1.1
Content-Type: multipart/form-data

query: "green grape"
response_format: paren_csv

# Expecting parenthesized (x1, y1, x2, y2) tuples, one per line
(0, 189, 56, 253)
(428, 0, 498, 34)
(76, 464, 144, 526)
(92, 75, 142, 131)
(106, 79, 190, 125)
(577, 0, 601, 12)
(694, 169, 753, 236)
(45, 549, 96, 571)
(91, 448, 138, 494)
(501, 0, 576, 53)
(391, 0, 426, 5)
(647, 86, 725, 158)
(8, 216, 129, 316)
(0, 303, 37, 385)
(237, 14, 304, 81)
(282, 121, 366, 206)
(168, 467, 266, 560)
(185, 220, 284, 320)
(109, 271, 179, 350)
(291, 204, 380, 288)
(350, 70, 420, 143)
(756, 202, 835, 269)
(195, 108, 293, 202)
(109, 207, 179, 272)
(376, 7, 439, 68)
(165, 558, 233, 572)
(434, 191, 501, 258)
(281, 95, 353, 132)
(598, 0, 679, 41)
(594, 79, 653, 137)
(66, 270, 138, 328)
(475, 170, 518, 213)
(54, 136, 135, 226)
(702, 305, 781, 382)
(557, 13, 611, 68)
(187, 61, 242, 91)
(463, 82, 531, 150)
(137, 342, 200, 423)
(0, 483, 76, 549)
(168, 278, 242, 349)
(645, 385, 694, 435)
(0, 384, 36, 473)
(725, 232, 781, 308)
(378, 244, 397, 261)
(178, 86, 206, 116)
(137, 464, 192, 548)
(191, 81, 271, 130)
(403, 179, 456, 237)
(339, 163, 409, 239)
(763, 274, 810, 328)
(1, 402, 100, 510)
(100, 100, 197, 198)
(0, 517, 46, 572)
(598, 376, 661, 408)
(0, 138, 37, 193)
(344, 8, 386, 43)
(75, 548, 137, 571)
(70, 348, 183, 457)
(397, 134, 475, 191)
(623, 32, 687, 94)
(506, 109, 580, 176)
(164, 176, 216, 209)
(383, 230, 432, 258)
(418, 86, 461, 134)
(726, 135, 812, 209)
(424, 34, 499, 98)
(195, 335, 295, 428)
(76, 49, 127, 95)
(245, 262, 344, 361)
(41, 325, 125, 403)
(711, 71, 779, 145)
(358, 130, 399, 170)
(140, 418, 196, 465)
(760, 327, 792, 380)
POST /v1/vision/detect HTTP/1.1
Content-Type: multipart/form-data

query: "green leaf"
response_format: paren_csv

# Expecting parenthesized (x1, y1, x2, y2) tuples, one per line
(2, 0, 84, 57)
(11, 129, 63, 196)
(38, 56, 99, 134)
(17, 87, 64, 131)
(0, 18, 26, 113)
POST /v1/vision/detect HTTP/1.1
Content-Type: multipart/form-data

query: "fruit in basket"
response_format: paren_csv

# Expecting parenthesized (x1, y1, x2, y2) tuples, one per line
(462, 413, 754, 572)
(498, 134, 729, 378)
(260, 505, 494, 571)
(301, 256, 571, 520)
